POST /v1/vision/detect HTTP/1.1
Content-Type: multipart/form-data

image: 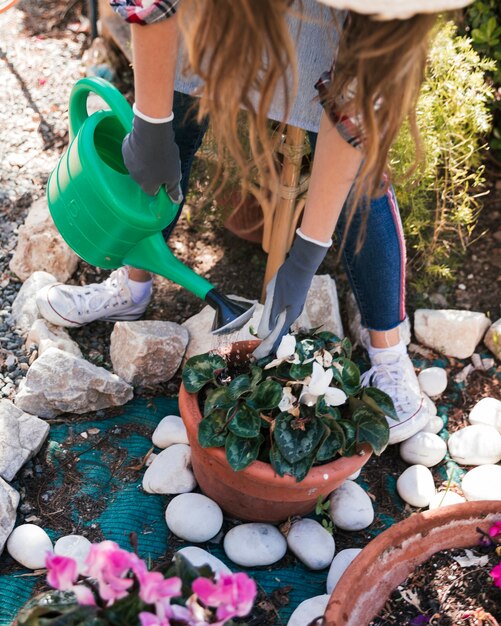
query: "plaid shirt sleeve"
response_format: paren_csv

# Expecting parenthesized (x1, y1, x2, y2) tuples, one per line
(109, 0, 180, 24)
(315, 70, 364, 149)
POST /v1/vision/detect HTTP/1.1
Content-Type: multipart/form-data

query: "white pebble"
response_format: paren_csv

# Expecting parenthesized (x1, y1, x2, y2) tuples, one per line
(142, 444, 196, 494)
(165, 493, 223, 543)
(326, 548, 362, 594)
(152, 415, 188, 449)
(418, 367, 448, 397)
(400, 432, 447, 467)
(461, 465, 501, 501)
(224, 524, 287, 567)
(469, 397, 501, 433)
(428, 491, 466, 510)
(175, 546, 232, 577)
(420, 414, 443, 434)
(54, 535, 91, 574)
(447, 424, 501, 465)
(422, 393, 438, 418)
(7, 524, 53, 570)
(286, 519, 335, 570)
(287, 595, 330, 626)
(346, 469, 361, 481)
(329, 481, 374, 531)
(396, 465, 436, 508)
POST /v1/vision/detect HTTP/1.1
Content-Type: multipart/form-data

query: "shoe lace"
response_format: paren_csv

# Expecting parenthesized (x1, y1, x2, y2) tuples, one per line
(74, 268, 129, 315)
(360, 353, 415, 413)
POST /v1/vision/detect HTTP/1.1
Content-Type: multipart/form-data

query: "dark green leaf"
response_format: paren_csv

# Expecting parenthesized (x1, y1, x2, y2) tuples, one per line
(289, 362, 313, 380)
(173, 553, 215, 598)
(182, 353, 226, 393)
(332, 358, 361, 395)
(338, 419, 358, 455)
(315, 396, 341, 420)
(316, 428, 344, 462)
(204, 387, 235, 417)
(249, 365, 263, 388)
(274, 412, 325, 463)
(228, 374, 252, 399)
(315, 331, 342, 345)
(352, 406, 390, 455)
(225, 433, 262, 470)
(198, 411, 228, 447)
(269, 445, 315, 482)
(340, 337, 353, 359)
(362, 387, 399, 421)
(247, 379, 283, 410)
(228, 403, 261, 438)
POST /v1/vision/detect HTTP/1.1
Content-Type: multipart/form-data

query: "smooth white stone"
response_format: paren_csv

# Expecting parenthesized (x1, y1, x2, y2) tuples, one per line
(428, 491, 466, 510)
(286, 519, 335, 570)
(418, 367, 448, 397)
(175, 546, 231, 577)
(396, 465, 436, 508)
(152, 415, 188, 449)
(422, 394, 438, 419)
(287, 595, 330, 626)
(329, 481, 374, 531)
(400, 432, 447, 467)
(142, 444, 196, 494)
(54, 535, 92, 574)
(420, 414, 443, 435)
(447, 424, 501, 465)
(165, 493, 223, 542)
(469, 397, 501, 433)
(461, 465, 501, 501)
(7, 524, 53, 569)
(224, 524, 287, 567)
(326, 548, 362, 594)
(346, 469, 361, 481)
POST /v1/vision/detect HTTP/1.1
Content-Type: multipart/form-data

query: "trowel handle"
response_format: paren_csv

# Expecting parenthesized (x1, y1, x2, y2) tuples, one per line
(69, 76, 133, 141)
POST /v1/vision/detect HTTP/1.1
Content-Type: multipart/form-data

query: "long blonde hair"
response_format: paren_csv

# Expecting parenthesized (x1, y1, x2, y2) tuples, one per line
(178, 1, 437, 224)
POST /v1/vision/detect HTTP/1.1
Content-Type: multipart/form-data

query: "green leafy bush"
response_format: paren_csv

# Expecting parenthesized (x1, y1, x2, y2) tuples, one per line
(391, 21, 495, 289)
(182, 330, 396, 482)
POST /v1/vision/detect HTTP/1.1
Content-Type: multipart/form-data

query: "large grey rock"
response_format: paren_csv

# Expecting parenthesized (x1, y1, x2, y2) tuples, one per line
(9, 198, 79, 282)
(295, 275, 343, 337)
(110, 320, 189, 385)
(26, 318, 82, 358)
(0, 400, 50, 481)
(414, 309, 490, 359)
(0, 478, 19, 555)
(484, 319, 501, 360)
(15, 347, 133, 418)
(11, 271, 58, 335)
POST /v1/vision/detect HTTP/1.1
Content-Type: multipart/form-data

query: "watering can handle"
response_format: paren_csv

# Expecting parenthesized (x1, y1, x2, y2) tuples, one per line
(69, 76, 133, 141)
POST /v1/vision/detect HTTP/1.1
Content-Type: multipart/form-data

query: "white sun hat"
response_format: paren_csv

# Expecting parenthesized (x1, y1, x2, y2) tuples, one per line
(316, 0, 474, 20)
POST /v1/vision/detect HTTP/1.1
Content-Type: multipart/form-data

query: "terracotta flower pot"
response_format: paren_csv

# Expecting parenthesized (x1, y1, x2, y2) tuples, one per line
(324, 500, 501, 626)
(179, 340, 372, 523)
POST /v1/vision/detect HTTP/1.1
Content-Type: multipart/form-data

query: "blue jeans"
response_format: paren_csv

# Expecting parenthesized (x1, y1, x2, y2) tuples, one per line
(169, 93, 406, 332)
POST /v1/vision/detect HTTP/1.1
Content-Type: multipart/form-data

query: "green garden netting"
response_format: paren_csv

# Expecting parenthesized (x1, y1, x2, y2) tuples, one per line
(0, 353, 495, 625)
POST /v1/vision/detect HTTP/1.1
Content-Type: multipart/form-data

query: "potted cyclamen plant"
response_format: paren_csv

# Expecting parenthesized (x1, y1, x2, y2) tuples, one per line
(16, 539, 257, 626)
(179, 329, 398, 522)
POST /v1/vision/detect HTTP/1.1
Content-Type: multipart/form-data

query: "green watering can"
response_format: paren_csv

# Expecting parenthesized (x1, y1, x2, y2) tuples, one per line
(47, 77, 255, 333)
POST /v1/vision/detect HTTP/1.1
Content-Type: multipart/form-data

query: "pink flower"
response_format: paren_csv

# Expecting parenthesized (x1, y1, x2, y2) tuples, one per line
(488, 521, 501, 539)
(45, 553, 78, 591)
(139, 611, 171, 626)
(192, 573, 257, 622)
(84, 541, 139, 604)
(491, 563, 501, 589)
(137, 569, 182, 605)
(72, 585, 97, 606)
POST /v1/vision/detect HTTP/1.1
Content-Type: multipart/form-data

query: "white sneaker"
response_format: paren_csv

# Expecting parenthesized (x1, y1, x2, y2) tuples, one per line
(36, 268, 151, 328)
(361, 348, 430, 445)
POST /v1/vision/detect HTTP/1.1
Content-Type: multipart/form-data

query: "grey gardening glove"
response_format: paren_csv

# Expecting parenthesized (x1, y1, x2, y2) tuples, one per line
(253, 230, 331, 360)
(122, 106, 183, 203)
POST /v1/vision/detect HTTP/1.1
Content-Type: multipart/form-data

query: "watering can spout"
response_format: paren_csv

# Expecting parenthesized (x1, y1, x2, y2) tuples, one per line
(205, 291, 256, 335)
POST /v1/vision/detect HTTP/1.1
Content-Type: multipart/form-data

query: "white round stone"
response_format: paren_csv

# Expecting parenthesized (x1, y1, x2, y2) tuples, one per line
(329, 481, 374, 531)
(286, 519, 335, 570)
(7, 524, 53, 570)
(418, 367, 448, 397)
(420, 414, 443, 435)
(142, 444, 196, 494)
(165, 493, 223, 542)
(346, 469, 361, 481)
(469, 397, 501, 433)
(447, 424, 501, 465)
(175, 546, 232, 577)
(428, 490, 466, 510)
(400, 432, 447, 467)
(287, 595, 330, 626)
(396, 465, 436, 508)
(326, 548, 362, 594)
(461, 465, 501, 501)
(224, 524, 287, 567)
(422, 393, 438, 418)
(54, 535, 91, 574)
(152, 415, 188, 449)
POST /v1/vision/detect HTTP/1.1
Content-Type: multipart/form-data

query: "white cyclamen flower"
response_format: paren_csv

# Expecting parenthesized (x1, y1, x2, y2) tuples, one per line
(324, 387, 347, 407)
(300, 362, 347, 407)
(264, 334, 299, 369)
(278, 387, 296, 412)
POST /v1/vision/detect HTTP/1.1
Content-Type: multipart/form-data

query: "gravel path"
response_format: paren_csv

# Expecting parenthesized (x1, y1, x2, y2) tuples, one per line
(0, 1, 85, 399)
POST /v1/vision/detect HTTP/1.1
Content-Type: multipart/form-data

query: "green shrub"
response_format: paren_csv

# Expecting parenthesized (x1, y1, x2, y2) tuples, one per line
(391, 21, 495, 290)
